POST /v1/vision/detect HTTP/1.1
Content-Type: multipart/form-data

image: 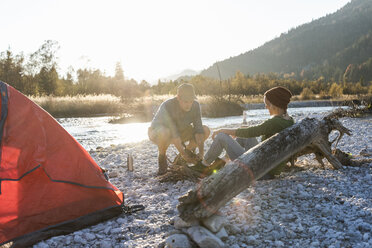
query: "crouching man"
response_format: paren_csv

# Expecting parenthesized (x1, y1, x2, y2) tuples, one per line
(148, 83, 210, 175)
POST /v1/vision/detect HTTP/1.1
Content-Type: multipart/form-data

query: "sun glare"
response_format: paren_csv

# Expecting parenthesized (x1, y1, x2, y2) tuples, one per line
(117, 122, 150, 144)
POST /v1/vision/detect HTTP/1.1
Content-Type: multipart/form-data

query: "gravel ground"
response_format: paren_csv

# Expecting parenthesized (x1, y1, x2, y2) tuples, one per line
(34, 115, 372, 248)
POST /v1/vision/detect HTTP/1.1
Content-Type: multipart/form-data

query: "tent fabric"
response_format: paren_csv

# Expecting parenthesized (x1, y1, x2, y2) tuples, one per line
(0, 82, 124, 247)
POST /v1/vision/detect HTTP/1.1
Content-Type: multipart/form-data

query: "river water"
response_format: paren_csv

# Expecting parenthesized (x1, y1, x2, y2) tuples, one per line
(57, 106, 343, 151)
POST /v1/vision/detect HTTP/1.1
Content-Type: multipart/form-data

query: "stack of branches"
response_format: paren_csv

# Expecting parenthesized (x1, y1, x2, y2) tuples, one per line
(159, 154, 224, 183)
(158, 163, 203, 183)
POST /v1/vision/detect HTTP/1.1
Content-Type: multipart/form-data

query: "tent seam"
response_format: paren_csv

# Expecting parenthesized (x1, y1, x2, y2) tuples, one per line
(0, 164, 117, 193)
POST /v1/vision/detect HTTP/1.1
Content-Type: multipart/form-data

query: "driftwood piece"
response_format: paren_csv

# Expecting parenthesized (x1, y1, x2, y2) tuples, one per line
(177, 117, 351, 222)
(158, 153, 204, 183)
(159, 153, 226, 183)
(159, 164, 203, 183)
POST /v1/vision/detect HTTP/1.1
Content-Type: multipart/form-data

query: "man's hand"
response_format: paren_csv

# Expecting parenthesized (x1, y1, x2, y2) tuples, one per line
(196, 152, 204, 161)
(181, 150, 198, 164)
(172, 137, 198, 164)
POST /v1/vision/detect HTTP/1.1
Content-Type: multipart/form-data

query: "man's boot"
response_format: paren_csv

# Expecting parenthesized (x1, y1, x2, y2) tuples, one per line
(158, 154, 168, 175)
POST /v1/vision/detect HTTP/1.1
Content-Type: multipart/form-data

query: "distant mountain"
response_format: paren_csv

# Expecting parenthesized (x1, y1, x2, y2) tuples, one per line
(162, 69, 200, 81)
(201, 0, 372, 82)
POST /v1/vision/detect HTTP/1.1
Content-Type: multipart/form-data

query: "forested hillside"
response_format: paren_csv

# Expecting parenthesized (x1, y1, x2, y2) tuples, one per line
(201, 0, 372, 83)
(1, 0, 371, 98)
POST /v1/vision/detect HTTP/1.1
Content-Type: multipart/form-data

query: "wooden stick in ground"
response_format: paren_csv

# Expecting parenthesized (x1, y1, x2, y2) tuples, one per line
(177, 117, 351, 222)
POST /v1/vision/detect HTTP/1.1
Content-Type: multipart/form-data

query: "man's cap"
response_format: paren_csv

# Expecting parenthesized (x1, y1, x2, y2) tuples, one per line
(264, 86, 292, 109)
(177, 83, 196, 101)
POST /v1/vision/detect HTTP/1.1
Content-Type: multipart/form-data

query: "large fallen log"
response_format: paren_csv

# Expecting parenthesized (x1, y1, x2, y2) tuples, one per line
(177, 117, 351, 222)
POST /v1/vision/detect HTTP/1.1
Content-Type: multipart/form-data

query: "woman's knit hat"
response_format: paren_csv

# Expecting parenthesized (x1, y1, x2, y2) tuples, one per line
(264, 86, 292, 109)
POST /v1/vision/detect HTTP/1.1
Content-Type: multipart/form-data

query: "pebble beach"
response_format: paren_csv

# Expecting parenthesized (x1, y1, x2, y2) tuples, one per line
(33, 114, 372, 248)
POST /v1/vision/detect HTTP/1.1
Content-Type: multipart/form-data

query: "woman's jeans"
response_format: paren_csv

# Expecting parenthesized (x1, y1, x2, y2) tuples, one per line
(204, 133, 258, 164)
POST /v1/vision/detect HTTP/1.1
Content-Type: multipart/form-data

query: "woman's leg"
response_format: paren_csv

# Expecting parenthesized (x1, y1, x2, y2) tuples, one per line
(204, 133, 245, 164)
(236, 137, 258, 151)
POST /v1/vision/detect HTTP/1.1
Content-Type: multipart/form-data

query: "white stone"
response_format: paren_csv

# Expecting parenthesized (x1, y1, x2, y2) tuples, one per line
(110, 227, 122, 234)
(297, 184, 304, 190)
(74, 231, 83, 235)
(134, 219, 146, 225)
(116, 217, 127, 224)
(84, 232, 96, 240)
(253, 206, 261, 211)
(35, 242, 49, 248)
(104, 226, 111, 234)
(363, 233, 369, 241)
(108, 171, 118, 177)
(173, 216, 194, 229)
(73, 235, 87, 244)
(65, 237, 71, 245)
(187, 226, 225, 248)
(224, 223, 241, 235)
(165, 234, 192, 248)
(99, 240, 112, 248)
(311, 241, 320, 247)
(274, 240, 284, 247)
(216, 227, 228, 240)
(123, 240, 136, 247)
(96, 234, 105, 239)
(92, 224, 105, 232)
(202, 215, 226, 233)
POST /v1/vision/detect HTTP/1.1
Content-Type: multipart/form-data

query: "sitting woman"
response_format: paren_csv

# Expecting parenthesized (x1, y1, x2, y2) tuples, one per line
(202, 86, 294, 179)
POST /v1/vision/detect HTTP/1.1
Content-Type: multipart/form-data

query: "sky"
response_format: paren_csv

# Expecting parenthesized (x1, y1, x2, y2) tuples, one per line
(0, 0, 350, 83)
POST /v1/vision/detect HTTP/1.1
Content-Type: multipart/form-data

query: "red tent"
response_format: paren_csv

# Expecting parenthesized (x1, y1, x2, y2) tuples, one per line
(0, 82, 124, 247)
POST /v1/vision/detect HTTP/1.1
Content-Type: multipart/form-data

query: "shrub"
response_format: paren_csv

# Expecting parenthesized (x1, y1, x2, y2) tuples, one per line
(31, 94, 124, 117)
(300, 88, 314, 100)
(329, 83, 343, 98)
(201, 98, 243, 118)
(318, 90, 331, 99)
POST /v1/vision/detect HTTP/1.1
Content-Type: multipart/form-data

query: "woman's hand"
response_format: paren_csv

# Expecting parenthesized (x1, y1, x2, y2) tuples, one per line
(212, 129, 236, 139)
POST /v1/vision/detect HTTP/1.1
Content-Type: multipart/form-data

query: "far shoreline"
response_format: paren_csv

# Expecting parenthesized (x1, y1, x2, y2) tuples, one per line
(60, 99, 354, 121)
(34, 93, 368, 119)
(242, 100, 350, 110)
